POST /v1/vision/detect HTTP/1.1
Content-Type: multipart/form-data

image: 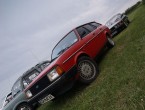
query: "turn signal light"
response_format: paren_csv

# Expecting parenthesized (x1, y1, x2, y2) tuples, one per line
(56, 66, 64, 75)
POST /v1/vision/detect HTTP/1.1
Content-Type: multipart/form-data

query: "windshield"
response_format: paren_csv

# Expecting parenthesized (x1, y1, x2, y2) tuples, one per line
(51, 31, 78, 60)
(36, 61, 50, 71)
(22, 69, 40, 88)
(11, 79, 22, 97)
(22, 61, 49, 88)
(106, 14, 121, 26)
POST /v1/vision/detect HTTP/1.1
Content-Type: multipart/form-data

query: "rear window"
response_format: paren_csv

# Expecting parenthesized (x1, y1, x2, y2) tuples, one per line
(91, 22, 101, 29)
(77, 22, 100, 38)
(77, 27, 90, 38)
(83, 24, 95, 32)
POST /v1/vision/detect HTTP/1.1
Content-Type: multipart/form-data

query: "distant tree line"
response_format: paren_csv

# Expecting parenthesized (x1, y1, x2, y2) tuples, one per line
(124, 1, 141, 15)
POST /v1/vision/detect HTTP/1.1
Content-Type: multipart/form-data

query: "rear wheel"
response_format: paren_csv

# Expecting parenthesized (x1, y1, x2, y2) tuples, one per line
(126, 19, 130, 24)
(16, 103, 33, 110)
(77, 57, 99, 84)
(124, 18, 130, 27)
(106, 36, 115, 48)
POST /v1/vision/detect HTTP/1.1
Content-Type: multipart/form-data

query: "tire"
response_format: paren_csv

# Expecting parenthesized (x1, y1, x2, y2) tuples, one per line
(16, 103, 33, 110)
(124, 18, 130, 27)
(77, 56, 99, 84)
(126, 19, 130, 24)
(106, 36, 115, 48)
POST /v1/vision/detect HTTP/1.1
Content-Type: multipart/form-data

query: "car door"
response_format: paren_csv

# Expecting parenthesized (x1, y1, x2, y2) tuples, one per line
(90, 22, 107, 50)
(76, 23, 105, 58)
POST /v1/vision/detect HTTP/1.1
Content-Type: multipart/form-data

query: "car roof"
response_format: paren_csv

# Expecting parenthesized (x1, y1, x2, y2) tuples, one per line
(75, 21, 98, 29)
(51, 21, 99, 60)
(13, 60, 50, 84)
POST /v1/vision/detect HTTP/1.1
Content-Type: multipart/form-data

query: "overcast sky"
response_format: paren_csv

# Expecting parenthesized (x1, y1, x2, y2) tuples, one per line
(0, 0, 139, 104)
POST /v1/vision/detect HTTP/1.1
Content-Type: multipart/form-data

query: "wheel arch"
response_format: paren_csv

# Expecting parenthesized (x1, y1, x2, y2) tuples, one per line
(74, 52, 90, 64)
(14, 101, 29, 110)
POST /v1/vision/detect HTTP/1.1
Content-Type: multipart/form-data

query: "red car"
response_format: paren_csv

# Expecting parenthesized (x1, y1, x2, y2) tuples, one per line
(20, 22, 114, 109)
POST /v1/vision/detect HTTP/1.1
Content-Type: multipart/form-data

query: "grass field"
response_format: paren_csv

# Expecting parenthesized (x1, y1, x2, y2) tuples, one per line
(38, 4, 145, 110)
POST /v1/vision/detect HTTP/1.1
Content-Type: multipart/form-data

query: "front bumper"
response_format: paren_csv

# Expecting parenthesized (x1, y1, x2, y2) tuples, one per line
(111, 22, 126, 37)
(27, 66, 77, 105)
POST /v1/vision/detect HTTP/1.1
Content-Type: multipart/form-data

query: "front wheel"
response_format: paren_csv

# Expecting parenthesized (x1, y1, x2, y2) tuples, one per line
(106, 36, 115, 48)
(16, 103, 33, 110)
(77, 57, 99, 84)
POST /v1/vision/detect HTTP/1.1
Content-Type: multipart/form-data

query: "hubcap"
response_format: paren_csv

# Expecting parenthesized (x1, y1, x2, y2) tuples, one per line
(78, 60, 96, 80)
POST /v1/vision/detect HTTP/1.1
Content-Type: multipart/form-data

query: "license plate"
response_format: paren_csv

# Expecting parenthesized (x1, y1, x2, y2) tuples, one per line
(38, 94, 55, 104)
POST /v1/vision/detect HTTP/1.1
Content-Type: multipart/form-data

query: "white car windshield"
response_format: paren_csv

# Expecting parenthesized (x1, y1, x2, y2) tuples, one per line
(106, 14, 122, 26)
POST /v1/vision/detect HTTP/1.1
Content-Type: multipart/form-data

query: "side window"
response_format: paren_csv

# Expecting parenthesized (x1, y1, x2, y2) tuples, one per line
(91, 22, 101, 29)
(12, 80, 21, 97)
(83, 24, 95, 32)
(77, 27, 90, 38)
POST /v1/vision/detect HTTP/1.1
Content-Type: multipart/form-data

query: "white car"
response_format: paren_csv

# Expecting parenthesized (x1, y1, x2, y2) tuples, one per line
(106, 13, 130, 37)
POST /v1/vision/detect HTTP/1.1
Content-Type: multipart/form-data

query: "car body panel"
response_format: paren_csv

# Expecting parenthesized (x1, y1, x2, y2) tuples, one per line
(3, 92, 27, 110)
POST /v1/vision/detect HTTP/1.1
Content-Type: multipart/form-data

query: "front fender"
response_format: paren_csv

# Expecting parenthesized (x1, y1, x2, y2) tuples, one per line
(3, 92, 28, 110)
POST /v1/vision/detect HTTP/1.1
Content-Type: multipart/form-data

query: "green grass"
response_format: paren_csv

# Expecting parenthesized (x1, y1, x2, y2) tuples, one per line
(38, 5, 145, 110)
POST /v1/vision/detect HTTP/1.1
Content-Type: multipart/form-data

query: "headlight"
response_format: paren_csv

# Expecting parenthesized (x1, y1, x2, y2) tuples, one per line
(47, 66, 64, 82)
(26, 90, 33, 98)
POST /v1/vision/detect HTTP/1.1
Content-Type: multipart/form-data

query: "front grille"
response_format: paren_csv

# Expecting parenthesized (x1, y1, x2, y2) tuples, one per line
(30, 76, 51, 96)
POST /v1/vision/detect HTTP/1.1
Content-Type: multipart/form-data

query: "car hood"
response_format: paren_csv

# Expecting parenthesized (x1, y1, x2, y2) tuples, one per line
(107, 20, 122, 29)
(24, 57, 59, 91)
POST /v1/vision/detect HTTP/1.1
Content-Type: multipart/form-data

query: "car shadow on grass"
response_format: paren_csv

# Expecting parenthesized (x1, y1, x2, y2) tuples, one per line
(40, 82, 88, 109)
